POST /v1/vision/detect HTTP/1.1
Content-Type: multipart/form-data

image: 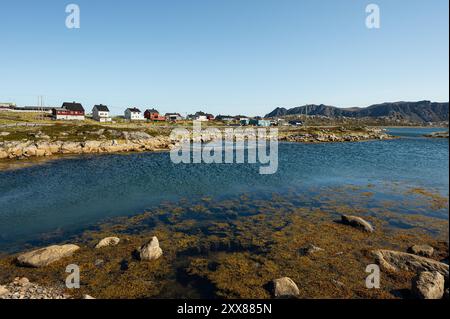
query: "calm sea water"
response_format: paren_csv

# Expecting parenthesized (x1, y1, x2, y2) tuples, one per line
(0, 128, 448, 252)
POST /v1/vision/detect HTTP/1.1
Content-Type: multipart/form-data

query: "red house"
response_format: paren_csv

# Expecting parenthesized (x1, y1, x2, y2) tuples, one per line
(52, 102, 85, 120)
(144, 109, 166, 121)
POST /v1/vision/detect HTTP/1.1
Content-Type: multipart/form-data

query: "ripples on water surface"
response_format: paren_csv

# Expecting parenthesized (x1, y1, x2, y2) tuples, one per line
(0, 128, 448, 252)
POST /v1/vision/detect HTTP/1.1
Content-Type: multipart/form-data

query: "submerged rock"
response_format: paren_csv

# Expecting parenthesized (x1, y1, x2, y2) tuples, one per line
(412, 271, 445, 299)
(299, 244, 324, 256)
(17, 244, 80, 268)
(138, 237, 163, 261)
(372, 249, 449, 277)
(95, 237, 120, 249)
(408, 245, 434, 258)
(341, 215, 374, 233)
(273, 277, 300, 298)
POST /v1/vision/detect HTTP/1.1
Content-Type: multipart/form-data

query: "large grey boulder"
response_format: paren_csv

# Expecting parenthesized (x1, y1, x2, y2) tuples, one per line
(372, 249, 449, 277)
(341, 215, 374, 233)
(17, 244, 80, 268)
(138, 237, 163, 261)
(412, 271, 445, 299)
(273, 277, 300, 298)
(408, 245, 434, 258)
(95, 237, 120, 249)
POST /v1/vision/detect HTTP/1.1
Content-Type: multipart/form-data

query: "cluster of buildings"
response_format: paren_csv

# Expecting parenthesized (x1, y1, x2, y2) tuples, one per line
(1, 102, 302, 127)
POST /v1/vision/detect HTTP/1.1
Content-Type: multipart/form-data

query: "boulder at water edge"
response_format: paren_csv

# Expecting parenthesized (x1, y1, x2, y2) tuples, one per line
(17, 244, 80, 268)
(273, 277, 300, 298)
(138, 237, 163, 261)
(412, 271, 445, 299)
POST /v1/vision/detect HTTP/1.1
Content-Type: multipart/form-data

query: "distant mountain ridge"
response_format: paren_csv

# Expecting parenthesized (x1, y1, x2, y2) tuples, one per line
(265, 101, 449, 123)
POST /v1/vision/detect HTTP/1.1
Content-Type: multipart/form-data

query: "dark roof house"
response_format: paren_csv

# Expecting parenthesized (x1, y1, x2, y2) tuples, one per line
(93, 104, 110, 112)
(126, 108, 141, 113)
(62, 102, 84, 112)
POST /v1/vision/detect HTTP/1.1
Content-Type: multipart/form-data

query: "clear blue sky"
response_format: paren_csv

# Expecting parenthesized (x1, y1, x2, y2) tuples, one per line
(0, 0, 448, 116)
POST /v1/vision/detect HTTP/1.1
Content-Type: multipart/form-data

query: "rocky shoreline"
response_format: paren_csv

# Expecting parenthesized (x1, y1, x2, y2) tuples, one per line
(0, 127, 392, 162)
(280, 127, 392, 143)
(0, 134, 173, 160)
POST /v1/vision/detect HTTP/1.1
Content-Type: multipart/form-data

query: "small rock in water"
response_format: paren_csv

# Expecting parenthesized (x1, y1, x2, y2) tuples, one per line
(412, 271, 445, 299)
(138, 237, 163, 261)
(272, 277, 300, 298)
(341, 215, 374, 233)
(94, 259, 105, 268)
(331, 279, 345, 289)
(95, 237, 120, 249)
(83, 294, 96, 299)
(299, 244, 324, 256)
(408, 245, 434, 258)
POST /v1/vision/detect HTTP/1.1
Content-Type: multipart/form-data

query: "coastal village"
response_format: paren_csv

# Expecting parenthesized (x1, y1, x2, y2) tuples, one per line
(0, 100, 396, 163)
(0, 102, 278, 127)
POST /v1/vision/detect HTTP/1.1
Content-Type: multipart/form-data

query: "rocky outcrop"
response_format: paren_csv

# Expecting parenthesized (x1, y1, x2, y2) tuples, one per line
(95, 237, 120, 249)
(0, 136, 173, 160)
(412, 271, 445, 299)
(424, 131, 449, 138)
(17, 244, 80, 268)
(138, 237, 163, 261)
(372, 249, 449, 277)
(0, 277, 70, 299)
(408, 245, 434, 258)
(272, 277, 300, 298)
(282, 128, 391, 143)
(341, 215, 374, 233)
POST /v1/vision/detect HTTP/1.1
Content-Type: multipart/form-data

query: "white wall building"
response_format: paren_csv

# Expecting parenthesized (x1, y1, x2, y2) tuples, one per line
(124, 108, 145, 121)
(92, 104, 112, 122)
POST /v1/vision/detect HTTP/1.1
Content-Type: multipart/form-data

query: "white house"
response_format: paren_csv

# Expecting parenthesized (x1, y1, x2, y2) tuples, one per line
(165, 113, 183, 121)
(92, 104, 112, 122)
(124, 108, 145, 121)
